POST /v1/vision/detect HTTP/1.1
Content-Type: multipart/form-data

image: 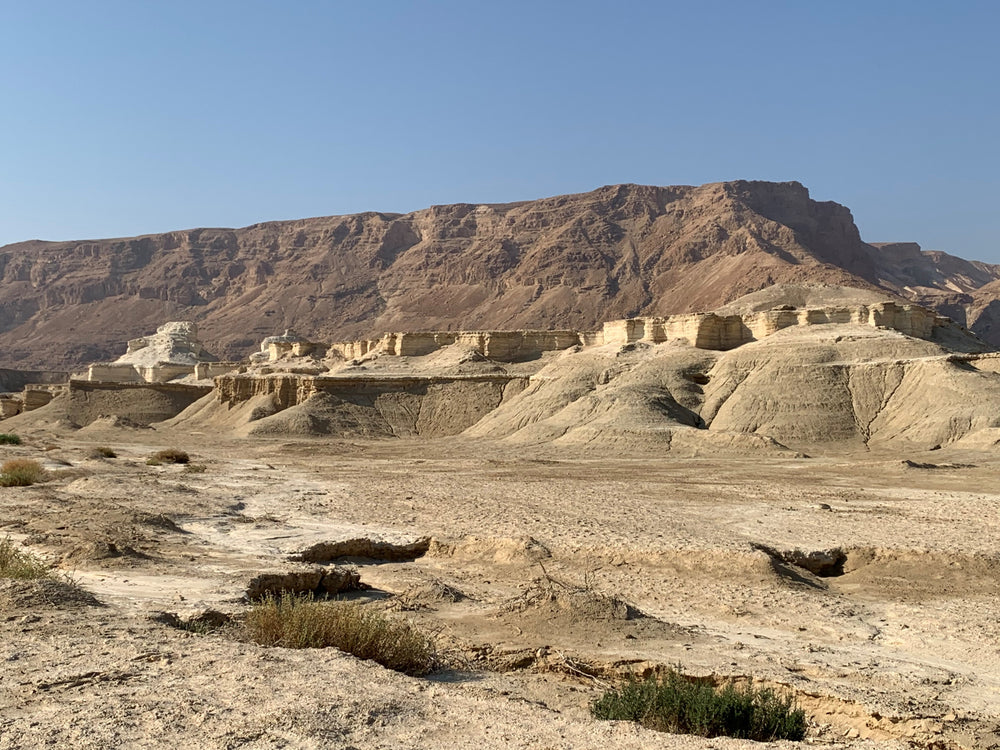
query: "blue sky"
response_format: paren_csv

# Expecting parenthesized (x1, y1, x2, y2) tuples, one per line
(2, 1, 998, 262)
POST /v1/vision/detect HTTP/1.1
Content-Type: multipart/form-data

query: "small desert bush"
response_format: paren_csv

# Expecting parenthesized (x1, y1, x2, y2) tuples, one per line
(0, 459, 45, 487)
(0, 537, 51, 580)
(0, 433, 21, 445)
(592, 668, 806, 742)
(90, 446, 117, 459)
(183, 463, 207, 474)
(148, 448, 190, 465)
(242, 595, 436, 676)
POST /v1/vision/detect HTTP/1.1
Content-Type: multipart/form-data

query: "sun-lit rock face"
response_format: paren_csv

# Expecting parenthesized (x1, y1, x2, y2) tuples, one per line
(117, 321, 217, 367)
(316, 300, 982, 366)
(77, 322, 235, 384)
(250, 329, 322, 364)
(600, 301, 973, 352)
(5, 180, 999, 372)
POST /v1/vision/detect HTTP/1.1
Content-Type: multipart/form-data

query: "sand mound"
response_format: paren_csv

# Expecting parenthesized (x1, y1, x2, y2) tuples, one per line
(292, 537, 431, 563)
(462, 325, 1000, 452)
(703, 325, 1000, 449)
(79, 414, 154, 431)
(61, 540, 150, 564)
(466, 343, 716, 445)
(0, 578, 102, 609)
(396, 579, 468, 610)
(233, 381, 514, 439)
(429, 536, 552, 565)
(244, 567, 363, 600)
(161, 392, 279, 434)
(501, 583, 643, 622)
(5, 383, 208, 431)
(242, 392, 398, 438)
(715, 283, 900, 314)
(0, 394, 81, 431)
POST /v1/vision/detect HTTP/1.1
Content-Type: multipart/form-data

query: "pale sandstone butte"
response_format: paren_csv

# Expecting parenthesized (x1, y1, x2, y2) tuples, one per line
(2, 180, 999, 370)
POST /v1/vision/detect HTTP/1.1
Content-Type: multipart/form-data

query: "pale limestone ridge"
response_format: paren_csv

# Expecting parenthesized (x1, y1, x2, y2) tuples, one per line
(602, 300, 983, 352)
(319, 300, 985, 365)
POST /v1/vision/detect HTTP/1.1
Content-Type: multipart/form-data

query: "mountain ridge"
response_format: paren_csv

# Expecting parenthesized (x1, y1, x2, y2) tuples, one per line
(1, 180, 998, 369)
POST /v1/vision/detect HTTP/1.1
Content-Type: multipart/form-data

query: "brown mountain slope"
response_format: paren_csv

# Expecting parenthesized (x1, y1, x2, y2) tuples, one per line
(0, 180, 995, 370)
(864, 242, 1000, 342)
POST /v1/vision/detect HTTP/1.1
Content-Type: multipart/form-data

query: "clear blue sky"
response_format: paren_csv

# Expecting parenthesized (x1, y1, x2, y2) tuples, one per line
(2, 1, 998, 262)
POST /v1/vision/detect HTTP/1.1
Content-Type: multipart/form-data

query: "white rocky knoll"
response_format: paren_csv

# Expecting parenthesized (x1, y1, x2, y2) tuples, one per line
(79, 322, 235, 384)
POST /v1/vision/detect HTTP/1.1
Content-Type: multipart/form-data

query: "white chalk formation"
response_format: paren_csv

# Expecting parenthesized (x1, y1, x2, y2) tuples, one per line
(79, 322, 237, 384)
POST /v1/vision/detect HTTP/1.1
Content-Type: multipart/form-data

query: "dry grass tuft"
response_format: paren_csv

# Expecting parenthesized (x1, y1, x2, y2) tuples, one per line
(0, 459, 46, 487)
(90, 446, 117, 459)
(242, 594, 436, 675)
(592, 668, 806, 741)
(0, 537, 52, 579)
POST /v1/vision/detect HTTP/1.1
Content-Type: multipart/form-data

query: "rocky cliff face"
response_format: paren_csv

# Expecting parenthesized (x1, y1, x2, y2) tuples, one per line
(863, 242, 1000, 342)
(2, 180, 998, 369)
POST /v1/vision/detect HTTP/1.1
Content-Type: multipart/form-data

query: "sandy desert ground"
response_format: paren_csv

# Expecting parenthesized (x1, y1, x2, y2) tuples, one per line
(2, 420, 999, 749)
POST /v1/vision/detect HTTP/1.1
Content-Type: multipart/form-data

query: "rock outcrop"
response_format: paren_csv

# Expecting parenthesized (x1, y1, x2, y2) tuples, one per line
(5, 179, 1000, 370)
(116, 322, 217, 367)
(327, 330, 596, 362)
(78, 322, 236, 383)
(601, 301, 984, 352)
(251, 329, 322, 364)
(319, 299, 984, 362)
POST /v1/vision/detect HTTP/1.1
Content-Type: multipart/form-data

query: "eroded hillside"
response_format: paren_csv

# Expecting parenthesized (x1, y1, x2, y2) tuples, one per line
(4, 180, 998, 369)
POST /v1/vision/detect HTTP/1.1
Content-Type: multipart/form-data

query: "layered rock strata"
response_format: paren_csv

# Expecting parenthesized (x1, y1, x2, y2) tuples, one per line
(602, 301, 969, 350)
(6, 180, 1000, 371)
(322, 301, 983, 363)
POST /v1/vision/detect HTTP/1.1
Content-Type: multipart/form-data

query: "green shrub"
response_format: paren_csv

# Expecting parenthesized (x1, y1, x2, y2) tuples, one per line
(242, 595, 436, 676)
(592, 668, 806, 741)
(0, 433, 21, 445)
(90, 446, 117, 459)
(149, 449, 189, 465)
(0, 459, 45, 487)
(0, 537, 51, 579)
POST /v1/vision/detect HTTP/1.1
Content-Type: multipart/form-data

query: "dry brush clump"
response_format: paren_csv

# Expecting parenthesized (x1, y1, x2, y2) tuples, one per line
(591, 668, 806, 742)
(0, 537, 99, 608)
(147, 448, 190, 466)
(241, 594, 436, 676)
(0, 459, 46, 487)
(89, 446, 117, 459)
(0, 537, 52, 580)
